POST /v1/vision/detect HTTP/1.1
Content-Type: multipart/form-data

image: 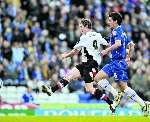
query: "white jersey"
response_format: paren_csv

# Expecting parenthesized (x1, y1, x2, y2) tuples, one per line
(74, 31, 108, 65)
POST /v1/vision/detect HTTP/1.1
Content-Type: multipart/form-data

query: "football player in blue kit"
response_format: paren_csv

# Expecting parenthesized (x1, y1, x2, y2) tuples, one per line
(94, 12, 150, 116)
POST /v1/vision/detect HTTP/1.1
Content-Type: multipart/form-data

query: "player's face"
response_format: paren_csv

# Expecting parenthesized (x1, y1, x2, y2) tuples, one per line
(107, 17, 115, 29)
(79, 24, 86, 34)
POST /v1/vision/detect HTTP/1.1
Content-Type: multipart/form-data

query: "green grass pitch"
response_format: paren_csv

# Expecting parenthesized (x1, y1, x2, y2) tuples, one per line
(0, 116, 149, 122)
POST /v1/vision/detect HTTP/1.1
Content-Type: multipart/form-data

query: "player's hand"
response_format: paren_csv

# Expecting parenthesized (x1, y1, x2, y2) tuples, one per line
(100, 50, 108, 56)
(61, 53, 68, 60)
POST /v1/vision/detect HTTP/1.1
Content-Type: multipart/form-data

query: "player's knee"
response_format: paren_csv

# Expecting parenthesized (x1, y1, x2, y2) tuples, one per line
(118, 82, 128, 91)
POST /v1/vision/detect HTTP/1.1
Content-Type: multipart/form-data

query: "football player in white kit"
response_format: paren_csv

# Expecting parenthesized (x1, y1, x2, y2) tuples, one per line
(42, 18, 117, 113)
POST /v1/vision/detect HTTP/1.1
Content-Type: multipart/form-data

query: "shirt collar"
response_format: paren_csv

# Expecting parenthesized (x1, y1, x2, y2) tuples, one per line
(113, 25, 121, 31)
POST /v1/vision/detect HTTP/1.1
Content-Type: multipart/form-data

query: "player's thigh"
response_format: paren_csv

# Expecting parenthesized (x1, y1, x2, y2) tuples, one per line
(84, 83, 95, 94)
(64, 67, 81, 82)
(83, 60, 99, 83)
(94, 70, 108, 82)
(114, 60, 128, 91)
(94, 64, 113, 82)
(114, 70, 128, 91)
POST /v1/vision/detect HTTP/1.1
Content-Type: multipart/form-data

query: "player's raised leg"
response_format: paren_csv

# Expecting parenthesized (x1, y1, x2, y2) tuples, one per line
(94, 65, 123, 111)
(84, 82, 115, 113)
(42, 67, 81, 96)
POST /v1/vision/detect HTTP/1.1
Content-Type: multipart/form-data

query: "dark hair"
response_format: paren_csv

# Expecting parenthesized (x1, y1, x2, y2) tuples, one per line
(109, 12, 122, 25)
(80, 18, 92, 29)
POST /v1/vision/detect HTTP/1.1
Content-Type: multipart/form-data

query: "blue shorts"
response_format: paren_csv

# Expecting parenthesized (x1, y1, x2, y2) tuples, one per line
(102, 59, 128, 82)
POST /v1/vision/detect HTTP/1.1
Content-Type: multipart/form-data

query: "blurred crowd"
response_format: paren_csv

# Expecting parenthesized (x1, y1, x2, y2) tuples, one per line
(0, 0, 150, 99)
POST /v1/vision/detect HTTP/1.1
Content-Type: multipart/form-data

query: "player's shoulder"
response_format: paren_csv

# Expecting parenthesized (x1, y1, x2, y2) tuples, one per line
(112, 26, 123, 36)
(115, 26, 122, 31)
(80, 34, 86, 41)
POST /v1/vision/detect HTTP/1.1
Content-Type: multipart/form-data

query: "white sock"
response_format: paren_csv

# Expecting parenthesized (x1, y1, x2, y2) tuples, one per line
(97, 79, 118, 97)
(124, 87, 145, 107)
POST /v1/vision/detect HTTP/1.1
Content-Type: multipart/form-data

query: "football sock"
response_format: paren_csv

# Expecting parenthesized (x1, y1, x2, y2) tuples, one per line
(124, 87, 145, 107)
(98, 79, 118, 97)
(51, 79, 69, 93)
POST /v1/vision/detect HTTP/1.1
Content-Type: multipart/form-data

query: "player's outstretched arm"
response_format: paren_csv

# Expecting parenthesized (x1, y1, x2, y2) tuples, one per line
(61, 49, 79, 59)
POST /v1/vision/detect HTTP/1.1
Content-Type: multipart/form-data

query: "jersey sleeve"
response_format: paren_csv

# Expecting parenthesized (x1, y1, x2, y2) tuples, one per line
(113, 30, 122, 43)
(73, 36, 85, 51)
(73, 41, 82, 51)
(101, 38, 108, 46)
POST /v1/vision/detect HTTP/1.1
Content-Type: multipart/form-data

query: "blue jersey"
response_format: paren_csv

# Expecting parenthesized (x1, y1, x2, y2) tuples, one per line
(110, 26, 128, 60)
(102, 26, 129, 82)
